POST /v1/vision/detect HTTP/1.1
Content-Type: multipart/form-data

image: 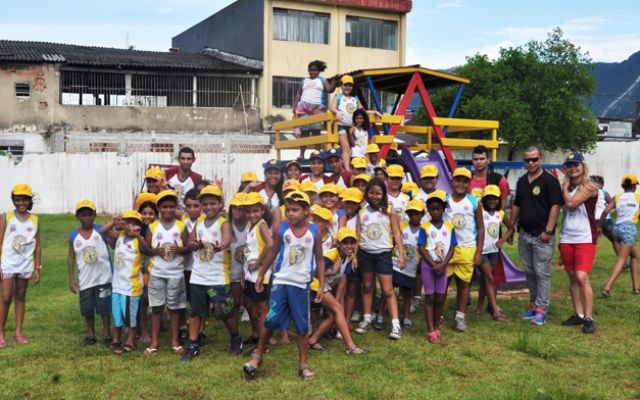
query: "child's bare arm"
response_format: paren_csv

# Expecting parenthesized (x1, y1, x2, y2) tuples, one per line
(313, 235, 325, 303)
(473, 206, 484, 267)
(252, 222, 274, 272)
(67, 241, 78, 294)
(390, 209, 405, 269)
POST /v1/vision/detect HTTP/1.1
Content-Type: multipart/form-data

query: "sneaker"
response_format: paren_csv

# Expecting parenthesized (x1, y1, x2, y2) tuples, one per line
(582, 318, 596, 334)
(80, 336, 97, 347)
(486, 305, 505, 316)
(229, 336, 243, 355)
(531, 308, 546, 325)
(374, 316, 384, 330)
(351, 311, 361, 322)
(401, 318, 412, 328)
(389, 325, 402, 339)
(335, 330, 343, 340)
(410, 304, 416, 314)
(561, 313, 585, 326)
(412, 296, 422, 307)
(521, 304, 537, 319)
(325, 330, 337, 342)
(181, 345, 201, 361)
(101, 336, 113, 349)
(355, 320, 373, 334)
(454, 317, 467, 332)
(179, 327, 189, 346)
(241, 308, 250, 323)
(198, 331, 207, 346)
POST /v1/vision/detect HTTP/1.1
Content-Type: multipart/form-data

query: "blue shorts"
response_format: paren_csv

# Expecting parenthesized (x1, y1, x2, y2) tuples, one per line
(601, 218, 614, 235)
(112, 293, 140, 328)
(392, 271, 415, 290)
(613, 221, 637, 247)
(357, 250, 393, 275)
(264, 284, 310, 335)
(79, 283, 112, 318)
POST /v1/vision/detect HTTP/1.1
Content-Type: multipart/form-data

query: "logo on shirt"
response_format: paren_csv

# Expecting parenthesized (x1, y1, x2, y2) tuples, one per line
(451, 214, 467, 230)
(161, 243, 177, 262)
(26, 227, 33, 232)
(435, 242, 446, 261)
(199, 243, 214, 262)
(365, 224, 383, 240)
(76, 240, 82, 247)
(345, 103, 356, 113)
(11, 235, 27, 253)
(487, 222, 500, 239)
(157, 233, 163, 241)
(9, 224, 16, 232)
(289, 245, 306, 265)
(114, 253, 125, 270)
(82, 247, 99, 264)
(285, 235, 291, 244)
(405, 244, 416, 261)
(235, 245, 249, 264)
(173, 185, 185, 199)
(356, 137, 366, 146)
(532, 186, 541, 195)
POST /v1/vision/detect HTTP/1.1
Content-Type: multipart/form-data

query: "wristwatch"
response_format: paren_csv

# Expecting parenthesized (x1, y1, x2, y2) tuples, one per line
(544, 229, 553, 235)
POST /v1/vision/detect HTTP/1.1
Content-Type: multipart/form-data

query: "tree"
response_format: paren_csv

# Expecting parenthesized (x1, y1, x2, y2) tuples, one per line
(417, 28, 598, 159)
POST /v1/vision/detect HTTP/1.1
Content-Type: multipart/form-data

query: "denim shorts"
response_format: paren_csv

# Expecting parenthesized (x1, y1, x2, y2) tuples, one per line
(600, 218, 614, 235)
(481, 252, 499, 267)
(613, 221, 637, 247)
(357, 250, 393, 276)
(79, 284, 112, 317)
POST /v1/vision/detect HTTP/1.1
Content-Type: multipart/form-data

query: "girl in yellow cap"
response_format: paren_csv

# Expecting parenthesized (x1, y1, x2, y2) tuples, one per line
(0, 184, 41, 348)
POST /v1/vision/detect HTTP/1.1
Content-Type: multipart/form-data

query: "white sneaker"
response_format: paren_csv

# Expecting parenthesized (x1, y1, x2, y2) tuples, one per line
(351, 311, 361, 322)
(335, 330, 343, 340)
(409, 304, 416, 314)
(412, 296, 422, 307)
(389, 325, 402, 339)
(241, 308, 250, 323)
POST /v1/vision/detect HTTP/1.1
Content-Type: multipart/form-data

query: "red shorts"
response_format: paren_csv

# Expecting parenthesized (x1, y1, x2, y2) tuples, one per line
(558, 243, 596, 273)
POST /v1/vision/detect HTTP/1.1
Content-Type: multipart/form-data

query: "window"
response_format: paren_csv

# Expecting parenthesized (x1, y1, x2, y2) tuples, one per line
(15, 83, 30, 98)
(197, 76, 253, 107)
(272, 76, 304, 108)
(61, 71, 125, 105)
(346, 17, 397, 50)
(359, 87, 397, 113)
(0, 140, 25, 157)
(273, 8, 330, 45)
(131, 74, 192, 107)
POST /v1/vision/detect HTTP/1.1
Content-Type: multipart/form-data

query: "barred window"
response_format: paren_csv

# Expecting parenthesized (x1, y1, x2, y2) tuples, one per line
(197, 76, 253, 107)
(272, 76, 304, 108)
(15, 83, 31, 98)
(346, 17, 397, 51)
(60, 71, 125, 105)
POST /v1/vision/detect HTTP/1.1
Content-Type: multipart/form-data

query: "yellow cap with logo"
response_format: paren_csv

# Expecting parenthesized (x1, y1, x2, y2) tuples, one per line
(156, 190, 178, 204)
(241, 171, 258, 183)
(341, 187, 363, 203)
(387, 165, 404, 178)
(340, 75, 354, 85)
(300, 180, 317, 193)
(406, 199, 425, 213)
(427, 190, 447, 203)
(75, 199, 96, 212)
(197, 185, 223, 199)
(312, 206, 333, 221)
(353, 174, 371, 183)
(122, 210, 143, 223)
(401, 182, 419, 194)
(12, 184, 33, 197)
(285, 190, 310, 205)
(337, 227, 357, 242)
(452, 168, 472, 180)
(420, 165, 438, 179)
(283, 179, 302, 192)
(366, 144, 380, 154)
(622, 174, 639, 185)
(243, 192, 265, 206)
(351, 157, 367, 169)
(145, 167, 164, 180)
(319, 183, 339, 195)
(483, 185, 501, 198)
(135, 192, 157, 206)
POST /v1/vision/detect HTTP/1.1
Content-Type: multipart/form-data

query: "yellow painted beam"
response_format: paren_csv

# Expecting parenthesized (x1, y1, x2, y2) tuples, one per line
(273, 113, 336, 131)
(370, 115, 404, 125)
(440, 138, 499, 149)
(396, 126, 433, 134)
(274, 134, 339, 150)
(432, 117, 500, 129)
(373, 136, 395, 144)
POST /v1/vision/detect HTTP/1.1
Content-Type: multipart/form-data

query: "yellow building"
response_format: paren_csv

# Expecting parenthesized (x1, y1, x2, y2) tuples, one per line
(173, 0, 412, 129)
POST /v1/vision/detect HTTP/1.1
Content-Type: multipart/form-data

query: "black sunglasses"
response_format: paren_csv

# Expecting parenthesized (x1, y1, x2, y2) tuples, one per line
(523, 157, 540, 164)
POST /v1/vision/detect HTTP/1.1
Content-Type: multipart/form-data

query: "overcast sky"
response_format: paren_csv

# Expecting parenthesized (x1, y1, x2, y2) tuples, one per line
(2, 0, 639, 69)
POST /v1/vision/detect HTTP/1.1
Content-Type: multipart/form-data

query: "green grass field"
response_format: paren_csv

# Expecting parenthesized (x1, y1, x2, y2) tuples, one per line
(1, 214, 639, 399)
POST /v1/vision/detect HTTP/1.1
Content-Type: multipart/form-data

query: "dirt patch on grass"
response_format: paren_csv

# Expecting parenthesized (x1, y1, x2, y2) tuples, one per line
(448, 288, 568, 300)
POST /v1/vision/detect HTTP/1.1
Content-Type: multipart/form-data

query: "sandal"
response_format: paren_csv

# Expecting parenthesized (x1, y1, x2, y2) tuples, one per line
(12, 334, 28, 344)
(0, 338, 7, 349)
(345, 346, 370, 355)
(108, 341, 122, 351)
(243, 352, 263, 380)
(492, 314, 509, 322)
(298, 364, 315, 381)
(427, 331, 440, 344)
(143, 348, 158, 356)
(113, 343, 136, 355)
(309, 342, 330, 352)
(634, 288, 640, 295)
(243, 346, 269, 357)
(172, 346, 185, 355)
(601, 289, 611, 298)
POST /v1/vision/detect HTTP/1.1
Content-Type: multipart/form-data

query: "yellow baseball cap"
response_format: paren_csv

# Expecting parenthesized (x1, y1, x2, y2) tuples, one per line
(12, 184, 33, 197)
(75, 199, 96, 212)
(484, 185, 501, 198)
(300, 180, 317, 193)
(406, 199, 425, 213)
(285, 190, 310, 206)
(336, 185, 345, 198)
(286, 160, 301, 170)
(122, 210, 143, 223)
(342, 187, 363, 203)
(319, 183, 339, 195)
(427, 190, 448, 203)
(622, 174, 639, 185)
(390, 142, 399, 151)
(340, 75, 354, 85)
(337, 227, 357, 242)
(312, 206, 333, 221)
(283, 179, 302, 192)
(229, 193, 244, 207)
(401, 182, 419, 194)
(243, 192, 265, 206)
(420, 165, 439, 179)
(156, 190, 178, 204)
(366, 144, 380, 154)
(145, 167, 164, 180)
(241, 171, 258, 183)
(351, 157, 367, 169)
(135, 192, 157, 206)
(197, 185, 223, 199)
(387, 165, 404, 178)
(452, 168, 472, 180)
(353, 174, 371, 183)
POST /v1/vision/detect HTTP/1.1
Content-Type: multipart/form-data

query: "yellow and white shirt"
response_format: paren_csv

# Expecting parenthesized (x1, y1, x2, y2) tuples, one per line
(274, 222, 319, 289)
(229, 220, 249, 283)
(113, 232, 144, 297)
(148, 220, 185, 279)
(388, 192, 410, 224)
(444, 194, 478, 248)
(614, 192, 640, 224)
(418, 221, 458, 263)
(182, 214, 199, 272)
(69, 225, 112, 290)
(359, 205, 394, 253)
(244, 219, 271, 284)
(351, 128, 369, 158)
(482, 210, 504, 254)
(394, 222, 423, 278)
(191, 215, 230, 286)
(310, 248, 354, 292)
(1, 211, 38, 274)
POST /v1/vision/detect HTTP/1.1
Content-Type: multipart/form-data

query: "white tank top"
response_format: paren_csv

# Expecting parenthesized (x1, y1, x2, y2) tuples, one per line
(190, 215, 229, 285)
(323, 248, 353, 291)
(1, 211, 38, 274)
(351, 128, 368, 158)
(321, 231, 334, 254)
(168, 174, 195, 211)
(273, 222, 319, 289)
(394, 223, 421, 277)
(182, 215, 198, 271)
(244, 220, 271, 284)
(345, 214, 358, 231)
(149, 220, 185, 279)
(366, 161, 383, 177)
(230, 220, 249, 278)
(560, 188, 598, 244)
(70, 226, 112, 290)
(388, 192, 410, 224)
(615, 192, 640, 224)
(330, 209, 345, 237)
(359, 205, 393, 253)
(337, 94, 358, 127)
(482, 210, 504, 254)
(113, 233, 144, 297)
(300, 77, 325, 105)
(444, 194, 478, 248)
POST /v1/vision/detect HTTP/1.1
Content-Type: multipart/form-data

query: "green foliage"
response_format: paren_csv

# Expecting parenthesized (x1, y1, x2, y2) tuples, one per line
(418, 28, 598, 157)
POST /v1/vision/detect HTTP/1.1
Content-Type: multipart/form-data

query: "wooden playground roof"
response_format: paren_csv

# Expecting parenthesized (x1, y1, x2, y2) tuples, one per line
(347, 65, 469, 94)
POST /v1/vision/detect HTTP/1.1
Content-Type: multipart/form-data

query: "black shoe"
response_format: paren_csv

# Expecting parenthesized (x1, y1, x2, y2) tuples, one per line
(324, 330, 337, 342)
(179, 327, 189, 346)
(101, 336, 113, 349)
(243, 335, 259, 346)
(623, 263, 631, 270)
(582, 318, 596, 334)
(561, 313, 585, 326)
(80, 336, 97, 347)
(198, 331, 207, 346)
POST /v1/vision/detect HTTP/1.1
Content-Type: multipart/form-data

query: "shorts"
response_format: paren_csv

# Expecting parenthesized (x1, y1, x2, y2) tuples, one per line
(357, 250, 393, 276)
(481, 252, 499, 267)
(392, 271, 415, 290)
(79, 284, 112, 317)
(264, 284, 310, 335)
(229, 263, 243, 284)
(1, 271, 32, 280)
(447, 246, 476, 283)
(295, 102, 326, 131)
(559, 243, 597, 274)
(421, 261, 448, 295)
(148, 275, 187, 310)
(310, 290, 323, 310)
(347, 263, 362, 283)
(243, 281, 270, 303)
(337, 125, 349, 136)
(112, 293, 140, 328)
(190, 284, 234, 320)
(184, 270, 192, 303)
(600, 218, 614, 235)
(612, 221, 637, 247)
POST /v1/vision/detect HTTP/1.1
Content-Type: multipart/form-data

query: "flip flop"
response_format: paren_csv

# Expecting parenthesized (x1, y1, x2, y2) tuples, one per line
(12, 334, 28, 344)
(143, 348, 158, 356)
(113, 343, 136, 355)
(345, 346, 370, 355)
(298, 364, 315, 381)
(308, 342, 330, 352)
(172, 346, 185, 355)
(0, 338, 7, 349)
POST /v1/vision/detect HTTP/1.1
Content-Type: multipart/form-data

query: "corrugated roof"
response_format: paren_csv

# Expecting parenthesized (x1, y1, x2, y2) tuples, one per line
(0, 40, 262, 72)
(346, 65, 469, 93)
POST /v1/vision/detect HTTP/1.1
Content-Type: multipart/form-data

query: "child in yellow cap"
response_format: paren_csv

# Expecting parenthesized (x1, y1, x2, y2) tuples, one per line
(365, 144, 386, 177)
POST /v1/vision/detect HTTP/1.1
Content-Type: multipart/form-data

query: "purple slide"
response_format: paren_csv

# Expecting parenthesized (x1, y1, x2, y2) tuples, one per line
(400, 150, 526, 290)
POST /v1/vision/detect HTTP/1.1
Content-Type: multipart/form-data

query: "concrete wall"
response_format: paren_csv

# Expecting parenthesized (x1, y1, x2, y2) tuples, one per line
(0, 64, 262, 135)
(172, 0, 264, 58)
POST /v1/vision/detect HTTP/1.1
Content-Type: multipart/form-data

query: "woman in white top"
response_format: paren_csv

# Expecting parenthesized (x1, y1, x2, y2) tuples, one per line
(558, 153, 598, 334)
(293, 60, 339, 160)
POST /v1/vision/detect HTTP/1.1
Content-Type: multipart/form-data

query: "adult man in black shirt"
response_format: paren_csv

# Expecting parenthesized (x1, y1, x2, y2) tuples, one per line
(510, 145, 563, 325)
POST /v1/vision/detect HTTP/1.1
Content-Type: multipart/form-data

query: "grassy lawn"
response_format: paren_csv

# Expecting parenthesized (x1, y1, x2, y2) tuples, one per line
(1, 214, 639, 399)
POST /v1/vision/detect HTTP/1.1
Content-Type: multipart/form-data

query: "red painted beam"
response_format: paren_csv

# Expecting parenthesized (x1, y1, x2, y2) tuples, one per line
(379, 72, 418, 159)
(311, 0, 412, 12)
